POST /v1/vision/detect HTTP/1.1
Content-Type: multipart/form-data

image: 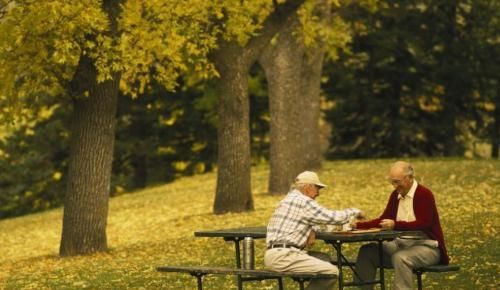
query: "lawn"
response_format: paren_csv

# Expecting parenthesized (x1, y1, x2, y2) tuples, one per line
(0, 158, 498, 289)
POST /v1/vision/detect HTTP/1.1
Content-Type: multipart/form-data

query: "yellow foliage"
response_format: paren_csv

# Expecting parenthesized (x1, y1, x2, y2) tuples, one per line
(0, 159, 498, 289)
(0, 0, 377, 115)
(157, 146, 176, 155)
(52, 171, 62, 181)
(0, 0, 107, 103)
(173, 161, 188, 172)
(418, 95, 443, 112)
(192, 142, 207, 153)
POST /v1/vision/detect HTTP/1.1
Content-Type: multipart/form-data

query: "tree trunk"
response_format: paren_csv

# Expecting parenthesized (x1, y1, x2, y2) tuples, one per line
(492, 85, 499, 158)
(212, 0, 305, 213)
(213, 44, 254, 214)
(259, 0, 329, 195)
(386, 36, 407, 157)
(60, 0, 122, 256)
(259, 15, 305, 195)
(60, 69, 119, 255)
(440, 0, 466, 157)
(300, 0, 331, 169)
(301, 40, 327, 170)
(132, 152, 148, 189)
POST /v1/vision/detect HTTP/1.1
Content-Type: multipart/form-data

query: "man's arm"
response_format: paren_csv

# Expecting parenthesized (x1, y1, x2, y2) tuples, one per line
(356, 191, 398, 229)
(303, 199, 361, 225)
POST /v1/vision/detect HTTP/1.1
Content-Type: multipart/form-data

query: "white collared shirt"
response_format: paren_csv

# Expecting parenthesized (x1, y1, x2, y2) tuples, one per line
(396, 180, 418, 222)
(395, 180, 438, 248)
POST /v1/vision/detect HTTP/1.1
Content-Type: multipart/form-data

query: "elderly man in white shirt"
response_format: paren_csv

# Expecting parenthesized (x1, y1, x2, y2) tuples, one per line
(353, 161, 449, 290)
(265, 171, 364, 290)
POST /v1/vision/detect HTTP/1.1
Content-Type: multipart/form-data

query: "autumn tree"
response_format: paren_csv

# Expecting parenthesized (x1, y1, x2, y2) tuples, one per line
(0, 0, 117, 255)
(259, 14, 306, 195)
(259, 0, 339, 194)
(58, 0, 124, 256)
(0, 0, 218, 255)
(211, 0, 306, 213)
(258, 0, 372, 194)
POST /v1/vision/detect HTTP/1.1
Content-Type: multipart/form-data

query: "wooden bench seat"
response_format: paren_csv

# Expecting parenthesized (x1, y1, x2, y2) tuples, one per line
(413, 264, 460, 290)
(157, 265, 337, 290)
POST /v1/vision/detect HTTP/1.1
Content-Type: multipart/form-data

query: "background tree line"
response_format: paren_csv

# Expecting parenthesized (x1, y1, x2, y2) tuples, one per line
(326, 0, 499, 158)
(0, 0, 498, 255)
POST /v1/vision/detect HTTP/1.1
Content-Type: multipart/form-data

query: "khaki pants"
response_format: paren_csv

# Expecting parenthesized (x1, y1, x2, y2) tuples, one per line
(354, 240, 440, 290)
(264, 248, 337, 290)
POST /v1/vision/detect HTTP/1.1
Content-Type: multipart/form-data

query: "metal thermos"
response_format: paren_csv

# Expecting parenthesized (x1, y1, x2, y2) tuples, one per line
(242, 237, 255, 269)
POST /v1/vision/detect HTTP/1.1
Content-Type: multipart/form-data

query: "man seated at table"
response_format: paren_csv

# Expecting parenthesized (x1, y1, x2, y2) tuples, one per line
(265, 171, 364, 290)
(353, 161, 449, 290)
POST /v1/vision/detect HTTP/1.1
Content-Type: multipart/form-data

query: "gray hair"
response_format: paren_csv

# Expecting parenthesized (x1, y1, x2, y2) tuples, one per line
(392, 161, 415, 178)
(404, 163, 415, 178)
(290, 183, 308, 192)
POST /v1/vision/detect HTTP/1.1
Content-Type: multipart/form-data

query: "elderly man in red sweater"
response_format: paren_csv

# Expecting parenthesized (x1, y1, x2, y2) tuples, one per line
(353, 161, 449, 290)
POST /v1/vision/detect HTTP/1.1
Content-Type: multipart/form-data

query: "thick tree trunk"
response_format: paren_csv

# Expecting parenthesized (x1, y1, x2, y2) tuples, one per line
(259, 15, 305, 195)
(299, 0, 331, 169)
(301, 43, 326, 170)
(213, 45, 254, 214)
(212, 0, 305, 213)
(60, 67, 119, 256)
(60, 0, 122, 256)
(259, 0, 329, 194)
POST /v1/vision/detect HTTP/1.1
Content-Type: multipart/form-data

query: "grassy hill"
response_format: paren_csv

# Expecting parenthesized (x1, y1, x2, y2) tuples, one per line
(0, 159, 498, 289)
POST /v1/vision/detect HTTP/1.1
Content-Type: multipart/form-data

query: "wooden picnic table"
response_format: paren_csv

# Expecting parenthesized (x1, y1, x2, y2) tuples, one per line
(195, 226, 410, 290)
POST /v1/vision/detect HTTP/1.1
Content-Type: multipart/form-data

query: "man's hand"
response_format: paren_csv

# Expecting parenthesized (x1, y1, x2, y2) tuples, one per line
(379, 219, 395, 230)
(356, 211, 366, 220)
(350, 219, 358, 230)
(351, 211, 366, 230)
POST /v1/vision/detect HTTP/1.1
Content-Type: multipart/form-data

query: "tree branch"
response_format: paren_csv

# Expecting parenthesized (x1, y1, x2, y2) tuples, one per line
(245, 0, 306, 63)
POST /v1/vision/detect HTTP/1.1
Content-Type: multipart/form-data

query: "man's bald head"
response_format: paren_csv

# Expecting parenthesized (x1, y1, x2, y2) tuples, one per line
(389, 161, 415, 195)
(390, 161, 414, 179)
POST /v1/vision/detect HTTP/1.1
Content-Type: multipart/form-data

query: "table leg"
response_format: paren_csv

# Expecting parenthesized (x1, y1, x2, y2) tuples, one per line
(332, 241, 385, 289)
(298, 279, 305, 290)
(195, 274, 204, 290)
(233, 239, 243, 290)
(377, 240, 385, 290)
(333, 241, 344, 290)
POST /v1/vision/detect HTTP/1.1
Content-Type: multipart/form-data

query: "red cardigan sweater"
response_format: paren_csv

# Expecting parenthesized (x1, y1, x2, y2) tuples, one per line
(356, 184, 449, 265)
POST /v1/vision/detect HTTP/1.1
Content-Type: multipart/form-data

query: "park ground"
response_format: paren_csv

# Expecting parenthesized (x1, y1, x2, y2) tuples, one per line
(0, 158, 498, 289)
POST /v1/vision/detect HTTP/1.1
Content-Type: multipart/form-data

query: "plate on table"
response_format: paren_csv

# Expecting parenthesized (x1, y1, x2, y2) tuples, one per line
(349, 228, 382, 234)
(399, 235, 423, 240)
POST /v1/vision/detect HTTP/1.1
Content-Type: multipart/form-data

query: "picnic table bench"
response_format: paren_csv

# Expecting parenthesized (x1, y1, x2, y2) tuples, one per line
(157, 265, 337, 290)
(157, 227, 460, 290)
(413, 264, 460, 290)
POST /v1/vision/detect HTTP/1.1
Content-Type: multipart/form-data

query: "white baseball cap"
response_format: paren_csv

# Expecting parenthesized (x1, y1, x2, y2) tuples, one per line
(295, 171, 327, 188)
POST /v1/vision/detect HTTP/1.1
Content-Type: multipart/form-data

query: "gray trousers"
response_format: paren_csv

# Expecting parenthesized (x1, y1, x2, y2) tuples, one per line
(265, 248, 337, 290)
(354, 240, 440, 290)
